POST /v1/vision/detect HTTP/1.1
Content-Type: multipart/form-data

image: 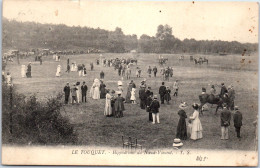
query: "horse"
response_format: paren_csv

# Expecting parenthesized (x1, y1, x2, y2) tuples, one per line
(199, 93, 226, 115)
(158, 58, 168, 65)
(179, 55, 184, 61)
(194, 59, 201, 65)
(202, 58, 208, 64)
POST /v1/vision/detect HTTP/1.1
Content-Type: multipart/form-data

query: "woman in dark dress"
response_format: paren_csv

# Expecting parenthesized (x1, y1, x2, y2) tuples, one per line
(176, 102, 188, 140)
(110, 90, 116, 116)
(100, 80, 107, 99)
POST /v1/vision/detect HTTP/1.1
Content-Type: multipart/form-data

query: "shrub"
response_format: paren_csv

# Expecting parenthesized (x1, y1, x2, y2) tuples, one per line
(2, 83, 77, 145)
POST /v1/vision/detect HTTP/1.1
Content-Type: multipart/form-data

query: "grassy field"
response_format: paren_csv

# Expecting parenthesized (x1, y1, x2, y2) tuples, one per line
(5, 52, 258, 150)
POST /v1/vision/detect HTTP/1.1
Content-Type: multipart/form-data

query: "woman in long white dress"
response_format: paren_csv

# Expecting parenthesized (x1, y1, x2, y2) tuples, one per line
(56, 65, 61, 77)
(104, 90, 112, 116)
(189, 103, 203, 140)
(91, 79, 100, 99)
(21, 65, 26, 78)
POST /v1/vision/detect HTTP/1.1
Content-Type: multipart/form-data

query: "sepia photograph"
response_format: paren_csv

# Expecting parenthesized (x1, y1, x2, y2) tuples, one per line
(1, 0, 259, 166)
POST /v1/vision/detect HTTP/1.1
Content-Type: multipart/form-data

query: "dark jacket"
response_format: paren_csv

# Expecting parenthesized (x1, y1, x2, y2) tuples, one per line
(220, 86, 228, 97)
(114, 97, 125, 112)
(81, 85, 88, 95)
(150, 99, 160, 113)
(145, 90, 153, 97)
(64, 86, 70, 96)
(132, 83, 136, 88)
(159, 85, 166, 95)
(139, 89, 147, 100)
(220, 108, 231, 126)
(27, 64, 31, 72)
(233, 111, 242, 127)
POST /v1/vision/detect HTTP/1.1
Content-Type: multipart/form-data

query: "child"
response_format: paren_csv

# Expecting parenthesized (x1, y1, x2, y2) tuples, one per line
(164, 86, 171, 104)
(130, 88, 136, 104)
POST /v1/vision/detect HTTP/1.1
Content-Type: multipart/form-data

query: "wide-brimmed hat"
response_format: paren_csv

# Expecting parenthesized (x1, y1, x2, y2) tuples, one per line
(234, 106, 239, 110)
(172, 138, 183, 148)
(179, 102, 188, 109)
(192, 103, 199, 109)
(118, 81, 123, 86)
(154, 95, 158, 99)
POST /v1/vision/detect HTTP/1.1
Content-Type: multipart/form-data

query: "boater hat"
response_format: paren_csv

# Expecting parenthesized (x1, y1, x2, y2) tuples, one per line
(172, 138, 183, 148)
(179, 102, 188, 109)
(118, 81, 123, 86)
(115, 91, 122, 95)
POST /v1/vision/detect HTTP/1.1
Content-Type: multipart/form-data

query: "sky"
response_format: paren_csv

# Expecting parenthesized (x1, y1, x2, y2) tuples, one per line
(3, 0, 259, 43)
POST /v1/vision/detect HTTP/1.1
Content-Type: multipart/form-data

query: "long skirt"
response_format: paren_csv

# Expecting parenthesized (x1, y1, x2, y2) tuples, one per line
(125, 91, 131, 103)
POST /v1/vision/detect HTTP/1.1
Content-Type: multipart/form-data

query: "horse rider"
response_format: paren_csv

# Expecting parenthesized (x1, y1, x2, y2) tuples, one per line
(198, 87, 209, 114)
(210, 85, 216, 97)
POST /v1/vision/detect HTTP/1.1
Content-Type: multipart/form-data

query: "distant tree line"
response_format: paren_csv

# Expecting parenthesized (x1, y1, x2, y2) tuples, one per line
(3, 18, 258, 54)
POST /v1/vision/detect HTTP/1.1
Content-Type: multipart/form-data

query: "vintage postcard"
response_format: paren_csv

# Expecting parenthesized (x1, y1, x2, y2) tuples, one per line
(1, 0, 258, 166)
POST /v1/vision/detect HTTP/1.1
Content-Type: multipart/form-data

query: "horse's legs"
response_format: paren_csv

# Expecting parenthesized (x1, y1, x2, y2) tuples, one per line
(215, 105, 219, 115)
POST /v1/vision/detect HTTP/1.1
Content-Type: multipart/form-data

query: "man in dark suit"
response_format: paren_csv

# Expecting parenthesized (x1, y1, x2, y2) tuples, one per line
(233, 106, 242, 139)
(63, 82, 70, 104)
(26, 62, 32, 78)
(220, 103, 231, 140)
(100, 71, 105, 79)
(220, 83, 228, 98)
(81, 81, 88, 102)
(139, 86, 147, 109)
(153, 66, 157, 77)
(159, 82, 166, 104)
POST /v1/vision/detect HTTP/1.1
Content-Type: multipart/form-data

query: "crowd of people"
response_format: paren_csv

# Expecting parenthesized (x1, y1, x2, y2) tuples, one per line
(4, 53, 245, 145)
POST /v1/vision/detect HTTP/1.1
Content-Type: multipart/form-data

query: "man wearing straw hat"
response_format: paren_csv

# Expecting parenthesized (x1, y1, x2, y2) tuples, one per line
(220, 103, 231, 140)
(114, 91, 125, 118)
(150, 95, 160, 124)
(139, 85, 147, 110)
